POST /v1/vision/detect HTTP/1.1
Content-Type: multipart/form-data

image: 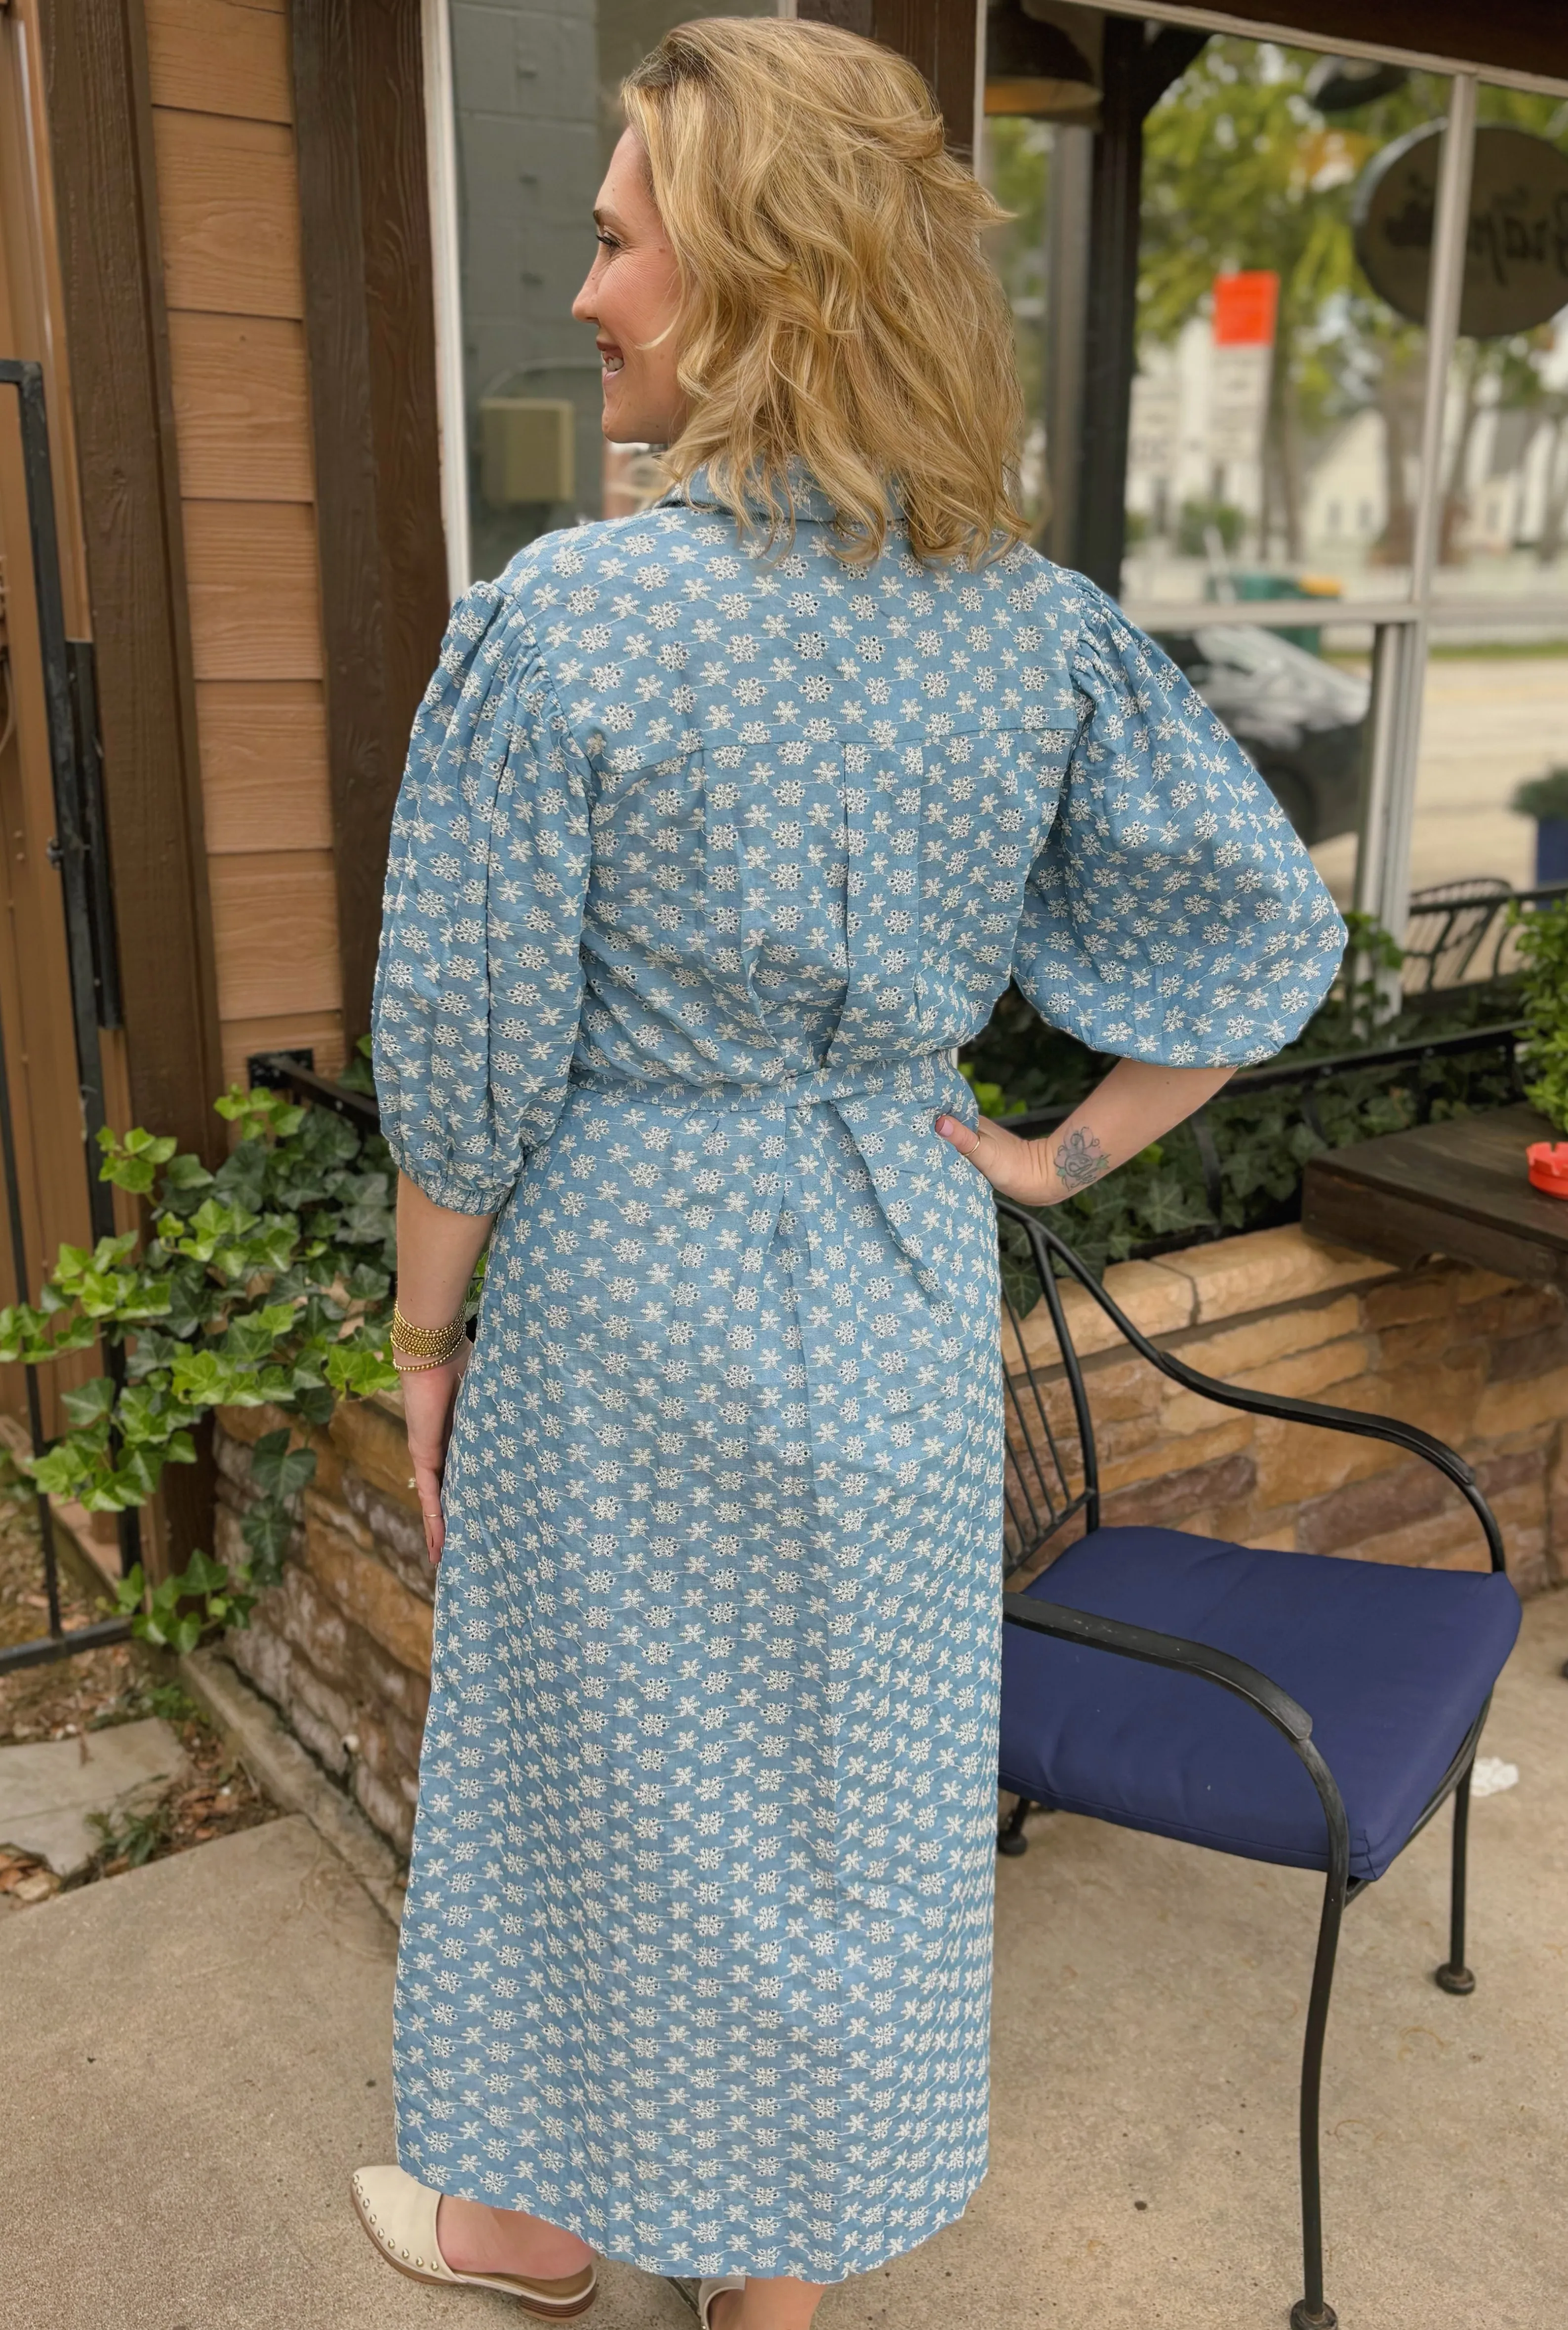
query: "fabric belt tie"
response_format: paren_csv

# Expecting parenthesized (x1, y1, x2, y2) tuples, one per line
(570, 1049, 981, 1298)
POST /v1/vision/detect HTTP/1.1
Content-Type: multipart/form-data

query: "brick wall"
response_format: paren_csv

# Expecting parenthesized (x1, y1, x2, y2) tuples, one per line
(1005, 1223, 1566, 1596)
(217, 1395, 432, 1853)
(214, 1222, 1566, 1857)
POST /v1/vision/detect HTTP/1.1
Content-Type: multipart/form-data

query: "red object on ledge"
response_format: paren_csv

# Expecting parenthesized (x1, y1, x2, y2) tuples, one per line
(1526, 1141, 1568, 1200)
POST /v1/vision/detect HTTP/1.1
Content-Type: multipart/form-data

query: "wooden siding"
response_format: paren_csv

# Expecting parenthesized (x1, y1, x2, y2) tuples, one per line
(167, 313, 313, 500)
(143, 0, 343, 1080)
(194, 682, 331, 852)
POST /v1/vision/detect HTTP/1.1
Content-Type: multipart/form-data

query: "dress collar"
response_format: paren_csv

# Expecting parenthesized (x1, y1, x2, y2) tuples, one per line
(655, 460, 841, 527)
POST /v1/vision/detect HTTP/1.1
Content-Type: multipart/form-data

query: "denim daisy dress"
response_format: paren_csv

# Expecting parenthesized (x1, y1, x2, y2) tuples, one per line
(370, 472, 1345, 2282)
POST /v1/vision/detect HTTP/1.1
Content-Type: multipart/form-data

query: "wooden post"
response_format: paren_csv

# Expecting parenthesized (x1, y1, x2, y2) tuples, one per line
(796, 0, 978, 158)
(290, 0, 448, 1051)
(37, 0, 225, 1164)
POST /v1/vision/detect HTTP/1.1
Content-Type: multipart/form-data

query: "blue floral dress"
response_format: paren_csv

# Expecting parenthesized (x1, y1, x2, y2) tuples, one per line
(371, 473, 1345, 2282)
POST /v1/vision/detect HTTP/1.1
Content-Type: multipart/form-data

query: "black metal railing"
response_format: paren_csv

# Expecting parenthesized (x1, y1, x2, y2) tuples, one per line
(246, 1047, 381, 1138)
(0, 359, 135, 1677)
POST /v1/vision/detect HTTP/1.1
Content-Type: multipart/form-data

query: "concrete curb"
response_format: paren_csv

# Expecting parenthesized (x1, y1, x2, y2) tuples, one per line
(176, 1645, 406, 1928)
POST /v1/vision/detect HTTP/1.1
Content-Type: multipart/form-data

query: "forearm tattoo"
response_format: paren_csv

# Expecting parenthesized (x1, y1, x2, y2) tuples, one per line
(1053, 1123, 1113, 1191)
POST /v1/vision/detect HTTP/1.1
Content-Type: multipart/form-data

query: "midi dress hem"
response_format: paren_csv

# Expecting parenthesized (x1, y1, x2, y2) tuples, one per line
(394, 2147, 990, 2286)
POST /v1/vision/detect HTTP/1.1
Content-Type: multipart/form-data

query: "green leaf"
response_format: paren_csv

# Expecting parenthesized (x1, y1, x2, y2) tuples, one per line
(96, 1125, 178, 1192)
(109, 1446, 165, 1505)
(214, 1140, 270, 1214)
(176, 1547, 229, 1597)
(30, 1440, 98, 1499)
(163, 1151, 215, 1193)
(126, 1128, 177, 1160)
(111, 1563, 147, 1617)
(335, 1035, 376, 1097)
(325, 1343, 400, 1399)
(61, 1376, 118, 1429)
(290, 1380, 335, 1429)
(241, 1496, 297, 1583)
(117, 1277, 173, 1323)
(164, 1196, 260, 1262)
(100, 1152, 158, 1194)
(1132, 1173, 1212, 1238)
(168, 1348, 248, 1408)
(250, 1427, 317, 1502)
(114, 1383, 174, 1445)
(214, 1084, 306, 1142)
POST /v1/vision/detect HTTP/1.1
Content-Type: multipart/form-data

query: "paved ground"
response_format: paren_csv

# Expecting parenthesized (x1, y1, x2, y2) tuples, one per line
(0, 1717, 184, 1878)
(3, 1591, 1564, 2330)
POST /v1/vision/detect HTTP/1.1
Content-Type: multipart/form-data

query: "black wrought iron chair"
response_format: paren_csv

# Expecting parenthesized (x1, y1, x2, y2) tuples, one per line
(994, 1198, 1521, 2330)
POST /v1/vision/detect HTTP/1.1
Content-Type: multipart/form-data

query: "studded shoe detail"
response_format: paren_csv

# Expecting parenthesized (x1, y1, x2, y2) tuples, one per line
(351, 2166, 599, 2316)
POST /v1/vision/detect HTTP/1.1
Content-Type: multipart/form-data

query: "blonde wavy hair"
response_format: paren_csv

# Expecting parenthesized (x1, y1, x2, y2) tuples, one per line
(620, 17, 1027, 568)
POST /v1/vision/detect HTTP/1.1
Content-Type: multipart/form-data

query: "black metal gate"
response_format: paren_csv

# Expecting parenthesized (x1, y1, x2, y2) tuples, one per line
(0, 355, 138, 1676)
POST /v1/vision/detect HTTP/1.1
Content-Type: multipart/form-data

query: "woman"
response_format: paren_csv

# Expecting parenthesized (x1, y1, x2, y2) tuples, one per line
(353, 18, 1345, 2328)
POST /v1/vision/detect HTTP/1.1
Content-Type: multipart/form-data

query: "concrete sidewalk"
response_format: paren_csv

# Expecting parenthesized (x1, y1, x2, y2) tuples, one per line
(4, 1592, 1565, 2330)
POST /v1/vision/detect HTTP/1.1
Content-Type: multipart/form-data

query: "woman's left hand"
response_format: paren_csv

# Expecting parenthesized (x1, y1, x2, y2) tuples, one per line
(934, 1112, 1071, 1206)
(935, 1058, 1237, 1212)
(401, 1344, 469, 1564)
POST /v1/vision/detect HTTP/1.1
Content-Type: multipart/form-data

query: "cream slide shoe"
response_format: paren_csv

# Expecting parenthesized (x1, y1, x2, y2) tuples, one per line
(352, 2165, 599, 2316)
(696, 2274, 746, 2330)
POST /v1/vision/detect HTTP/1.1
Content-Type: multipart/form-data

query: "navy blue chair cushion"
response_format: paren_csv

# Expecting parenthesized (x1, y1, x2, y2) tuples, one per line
(998, 1527, 1521, 1883)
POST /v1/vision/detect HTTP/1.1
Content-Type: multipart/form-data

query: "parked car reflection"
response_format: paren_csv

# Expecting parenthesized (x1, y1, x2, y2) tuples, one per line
(1154, 623, 1369, 846)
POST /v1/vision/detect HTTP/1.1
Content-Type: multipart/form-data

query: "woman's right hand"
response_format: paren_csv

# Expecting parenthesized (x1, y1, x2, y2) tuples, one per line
(401, 1344, 469, 1564)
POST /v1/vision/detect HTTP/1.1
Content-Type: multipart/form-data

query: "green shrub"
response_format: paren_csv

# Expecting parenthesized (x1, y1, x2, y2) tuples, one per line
(1510, 767, 1568, 824)
(1176, 496, 1245, 557)
(1513, 893, 1568, 1132)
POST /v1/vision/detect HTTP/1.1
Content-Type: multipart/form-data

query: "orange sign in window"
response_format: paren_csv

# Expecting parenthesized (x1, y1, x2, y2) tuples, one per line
(1212, 270, 1280, 346)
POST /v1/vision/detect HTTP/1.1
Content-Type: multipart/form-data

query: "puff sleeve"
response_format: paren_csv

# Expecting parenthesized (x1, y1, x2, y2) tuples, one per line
(371, 577, 593, 1213)
(1011, 581, 1347, 1066)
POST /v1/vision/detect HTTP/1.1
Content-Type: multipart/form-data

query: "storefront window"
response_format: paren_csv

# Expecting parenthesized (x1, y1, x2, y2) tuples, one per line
(1125, 41, 1451, 613)
(1406, 83, 1568, 903)
(438, 0, 773, 587)
(980, 11, 1568, 949)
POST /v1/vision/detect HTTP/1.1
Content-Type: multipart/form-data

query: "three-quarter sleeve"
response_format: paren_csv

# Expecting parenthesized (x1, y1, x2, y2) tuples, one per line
(1012, 581, 1346, 1065)
(371, 577, 593, 1213)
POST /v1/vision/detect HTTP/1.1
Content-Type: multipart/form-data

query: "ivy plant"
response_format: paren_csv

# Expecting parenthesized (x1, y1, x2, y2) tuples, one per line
(111, 1548, 257, 1656)
(1513, 893, 1568, 1133)
(0, 1084, 399, 1618)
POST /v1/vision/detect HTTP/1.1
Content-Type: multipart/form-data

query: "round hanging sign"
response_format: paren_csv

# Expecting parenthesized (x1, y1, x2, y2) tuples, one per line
(1353, 123, 1568, 337)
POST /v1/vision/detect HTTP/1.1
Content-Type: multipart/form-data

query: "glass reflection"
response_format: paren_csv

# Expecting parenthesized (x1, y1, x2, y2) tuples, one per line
(447, 0, 772, 584)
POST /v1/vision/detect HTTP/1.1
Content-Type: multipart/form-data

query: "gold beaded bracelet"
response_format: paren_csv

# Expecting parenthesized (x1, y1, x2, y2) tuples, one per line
(390, 1303, 466, 1368)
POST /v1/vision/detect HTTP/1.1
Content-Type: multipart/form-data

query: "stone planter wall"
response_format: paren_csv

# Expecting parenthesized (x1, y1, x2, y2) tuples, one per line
(1006, 1223, 1567, 1597)
(216, 1394, 432, 1855)
(216, 1222, 1567, 1858)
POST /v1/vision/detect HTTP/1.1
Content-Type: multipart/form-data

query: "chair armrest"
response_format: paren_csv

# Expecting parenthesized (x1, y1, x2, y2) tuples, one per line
(1000, 1202, 1507, 1573)
(1002, 1590, 1352, 1883)
(1003, 1592, 1313, 1743)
